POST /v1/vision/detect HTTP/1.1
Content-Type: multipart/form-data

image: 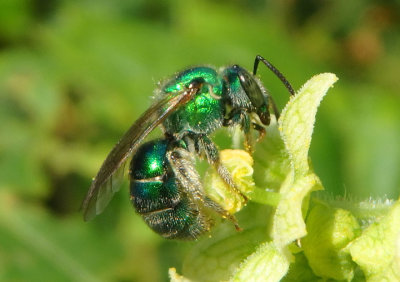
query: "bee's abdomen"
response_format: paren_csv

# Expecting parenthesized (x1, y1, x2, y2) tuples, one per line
(129, 139, 210, 240)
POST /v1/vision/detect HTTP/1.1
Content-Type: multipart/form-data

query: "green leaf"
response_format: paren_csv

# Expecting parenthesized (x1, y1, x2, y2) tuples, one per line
(272, 73, 338, 247)
(230, 242, 289, 282)
(281, 252, 320, 282)
(272, 173, 323, 247)
(348, 199, 400, 281)
(302, 203, 360, 280)
(182, 226, 267, 282)
(279, 73, 338, 177)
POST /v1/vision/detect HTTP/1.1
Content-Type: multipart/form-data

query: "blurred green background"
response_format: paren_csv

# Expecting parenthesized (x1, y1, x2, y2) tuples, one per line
(1, 0, 399, 281)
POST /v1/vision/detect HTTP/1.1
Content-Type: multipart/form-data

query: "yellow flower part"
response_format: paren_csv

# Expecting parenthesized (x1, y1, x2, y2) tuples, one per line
(204, 149, 255, 214)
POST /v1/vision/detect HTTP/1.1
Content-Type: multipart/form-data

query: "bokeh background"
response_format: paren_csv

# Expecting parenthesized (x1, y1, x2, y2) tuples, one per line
(1, 0, 399, 281)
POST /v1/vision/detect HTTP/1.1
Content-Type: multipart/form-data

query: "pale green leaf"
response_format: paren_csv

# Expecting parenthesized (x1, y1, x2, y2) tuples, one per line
(302, 203, 360, 280)
(230, 242, 289, 282)
(272, 73, 338, 247)
(281, 252, 320, 282)
(182, 226, 267, 282)
(348, 199, 400, 281)
(272, 173, 323, 247)
(278, 73, 338, 177)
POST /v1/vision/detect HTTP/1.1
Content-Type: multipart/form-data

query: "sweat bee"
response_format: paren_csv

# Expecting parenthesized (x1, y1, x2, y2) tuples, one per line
(82, 55, 294, 240)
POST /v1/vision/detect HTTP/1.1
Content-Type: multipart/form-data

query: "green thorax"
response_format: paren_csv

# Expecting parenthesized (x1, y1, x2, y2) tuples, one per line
(161, 67, 225, 135)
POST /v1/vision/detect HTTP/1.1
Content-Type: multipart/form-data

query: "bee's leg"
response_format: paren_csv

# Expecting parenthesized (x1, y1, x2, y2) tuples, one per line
(223, 108, 249, 130)
(204, 197, 241, 231)
(167, 146, 204, 202)
(223, 108, 253, 152)
(252, 122, 266, 143)
(167, 146, 240, 230)
(193, 134, 248, 201)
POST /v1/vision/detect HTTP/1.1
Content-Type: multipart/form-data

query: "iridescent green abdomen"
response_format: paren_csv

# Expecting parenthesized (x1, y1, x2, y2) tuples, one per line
(129, 139, 211, 239)
(161, 67, 225, 135)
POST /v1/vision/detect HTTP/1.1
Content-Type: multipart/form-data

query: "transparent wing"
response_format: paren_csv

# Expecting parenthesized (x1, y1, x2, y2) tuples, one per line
(82, 88, 198, 221)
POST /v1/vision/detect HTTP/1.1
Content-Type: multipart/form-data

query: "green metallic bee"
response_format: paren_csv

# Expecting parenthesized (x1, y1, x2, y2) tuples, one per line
(82, 55, 294, 240)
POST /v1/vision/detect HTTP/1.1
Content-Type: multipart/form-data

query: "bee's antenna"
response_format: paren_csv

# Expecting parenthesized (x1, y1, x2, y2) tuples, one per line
(253, 55, 295, 96)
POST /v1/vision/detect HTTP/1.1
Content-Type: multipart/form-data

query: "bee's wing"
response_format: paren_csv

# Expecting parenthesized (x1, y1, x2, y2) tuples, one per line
(82, 88, 197, 221)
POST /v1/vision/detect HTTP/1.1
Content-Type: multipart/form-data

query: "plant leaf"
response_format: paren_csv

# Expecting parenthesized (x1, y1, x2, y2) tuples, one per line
(348, 199, 400, 281)
(272, 73, 338, 247)
(302, 203, 360, 280)
(230, 242, 289, 282)
(279, 73, 338, 177)
(182, 226, 267, 282)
